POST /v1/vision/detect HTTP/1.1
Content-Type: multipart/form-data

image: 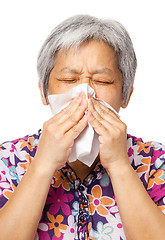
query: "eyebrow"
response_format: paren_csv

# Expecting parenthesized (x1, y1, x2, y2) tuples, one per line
(59, 66, 114, 75)
(59, 67, 81, 74)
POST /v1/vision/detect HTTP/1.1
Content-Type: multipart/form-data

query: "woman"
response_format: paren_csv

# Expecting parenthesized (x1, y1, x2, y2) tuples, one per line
(0, 15, 165, 240)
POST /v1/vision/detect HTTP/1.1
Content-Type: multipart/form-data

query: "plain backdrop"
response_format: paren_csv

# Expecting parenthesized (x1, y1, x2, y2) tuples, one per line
(0, 0, 164, 144)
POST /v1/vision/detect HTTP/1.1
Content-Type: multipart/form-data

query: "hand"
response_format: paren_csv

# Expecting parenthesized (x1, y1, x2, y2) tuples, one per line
(34, 92, 88, 174)
(86, 97, 129, 171)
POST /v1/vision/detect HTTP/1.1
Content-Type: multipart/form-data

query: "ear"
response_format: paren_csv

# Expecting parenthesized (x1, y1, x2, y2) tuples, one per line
(121, 86, 134, 109)
(38, 82, 49, 105)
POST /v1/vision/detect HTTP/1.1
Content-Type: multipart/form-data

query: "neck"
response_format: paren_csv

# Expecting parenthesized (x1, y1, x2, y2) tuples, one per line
(68, 155, 100, 181)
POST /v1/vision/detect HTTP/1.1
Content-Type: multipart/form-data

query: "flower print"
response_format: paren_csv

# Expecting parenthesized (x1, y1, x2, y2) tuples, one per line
(88, 185, 114, 216)
(147, 169, 164, 189)
(128, 147, 134, 157)
(0, 145, 4, 151)
(47, 213, 67, 238)
(0, 168, 6, 182)
(159, 197, 165, 214)
(84, 222, 93, 240)
(9, 144, 16, 153)
(89, 221, 113, 240)
(148, 184, 165, 202)
(106, 211, 126, 240)
(19, 154, 32, 170)
(19, 136, 37, 151)
(4, 183, 16, 199)
(0, 181, 11, 197)
(154, 157, 165, 170)
(108, 205, 124, 230)
(1, 157, 20, 184)
(62, 215, 77, 239)
(137, 141, 153, 155)
(46, 185, 74, 215)
(158, 205, 165, 213)
(35, 222, 50, 240)
(100, 172, 110, 187)
(136, 157, 151, 181)
(127, 137, 143, 166)
(52, 171, 70, 191)
(72, 201, 79, 221)
(152, 149, 165, 164)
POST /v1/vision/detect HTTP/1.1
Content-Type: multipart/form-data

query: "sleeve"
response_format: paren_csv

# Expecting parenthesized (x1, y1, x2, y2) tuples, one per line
(0, 133, 40, 208)
(0, 141, 21, 208)
(132, 136, 165, 214)
(146, 141, 165, 213)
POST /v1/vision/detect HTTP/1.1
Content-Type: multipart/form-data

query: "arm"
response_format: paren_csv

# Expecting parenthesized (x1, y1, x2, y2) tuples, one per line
(108, 162, 165, 240)
(0, 92, 88, 240)
(0, 161, 55, 240)
(87, 97, 165, 240)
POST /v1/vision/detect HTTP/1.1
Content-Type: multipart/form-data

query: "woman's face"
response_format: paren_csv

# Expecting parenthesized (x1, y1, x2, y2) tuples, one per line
(47, 40, 126, 112)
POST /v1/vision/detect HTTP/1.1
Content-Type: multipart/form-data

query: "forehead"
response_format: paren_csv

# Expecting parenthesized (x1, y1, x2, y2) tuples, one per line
(54, 40, 118, 70)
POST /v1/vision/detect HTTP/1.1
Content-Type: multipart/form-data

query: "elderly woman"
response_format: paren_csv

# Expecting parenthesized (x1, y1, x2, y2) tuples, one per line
(0, 15, 165, 240)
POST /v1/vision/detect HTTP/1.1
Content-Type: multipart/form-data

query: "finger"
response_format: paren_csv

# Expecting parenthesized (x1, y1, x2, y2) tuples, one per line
(48, 92, 85, 126)
(55, 92, 87, 134)
(90, 98, 120, 125)
(53, 93, 83, 122)
(87, 98, 112, 130)
(65, 115, 88, 140)
(59, 106, 89, 133)
(86, 107, 108, 136)
(92, 98, 119, 119)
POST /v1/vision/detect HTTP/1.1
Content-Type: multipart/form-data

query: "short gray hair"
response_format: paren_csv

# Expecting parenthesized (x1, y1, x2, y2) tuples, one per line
(37, 14, 137, 103)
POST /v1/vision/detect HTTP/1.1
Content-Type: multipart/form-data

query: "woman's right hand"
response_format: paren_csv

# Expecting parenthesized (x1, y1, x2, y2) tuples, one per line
(0, 94, 88, 240)
(34, 92, 88, 175)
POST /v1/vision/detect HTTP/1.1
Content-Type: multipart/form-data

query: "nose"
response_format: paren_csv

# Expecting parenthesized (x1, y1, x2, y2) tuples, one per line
(79, 76, 94, 88)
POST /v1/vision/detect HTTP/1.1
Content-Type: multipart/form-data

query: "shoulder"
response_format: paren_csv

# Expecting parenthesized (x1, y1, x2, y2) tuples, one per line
(127, 134, 165, 161)
(127, 134, 165, 206)
(0, 130, 41, 155)
(0, 131, 41, 207)
(0, 130, 41, 178)
(127, 134, 165, 183)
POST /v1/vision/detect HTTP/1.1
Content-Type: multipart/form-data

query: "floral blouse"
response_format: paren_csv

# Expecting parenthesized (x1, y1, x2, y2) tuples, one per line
(0, 131, 165, 240)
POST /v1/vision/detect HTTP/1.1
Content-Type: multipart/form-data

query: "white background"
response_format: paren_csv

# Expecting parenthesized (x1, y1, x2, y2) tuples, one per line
(0, 0, 164, 144)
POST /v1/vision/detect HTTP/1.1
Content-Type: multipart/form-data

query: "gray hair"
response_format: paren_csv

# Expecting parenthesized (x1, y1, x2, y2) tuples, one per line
(37, 14, 137, 103)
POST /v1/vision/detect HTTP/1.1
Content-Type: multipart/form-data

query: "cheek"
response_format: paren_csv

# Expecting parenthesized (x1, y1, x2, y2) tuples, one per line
(48, 80, 74, 95)
(94, 87, 123, 111)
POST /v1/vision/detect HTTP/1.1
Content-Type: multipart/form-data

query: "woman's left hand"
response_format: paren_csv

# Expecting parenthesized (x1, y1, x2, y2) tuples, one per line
(86, 97, 129, 171)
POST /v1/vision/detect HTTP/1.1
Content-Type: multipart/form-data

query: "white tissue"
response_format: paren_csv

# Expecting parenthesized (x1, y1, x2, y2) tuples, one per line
(48, 83, 120, 167)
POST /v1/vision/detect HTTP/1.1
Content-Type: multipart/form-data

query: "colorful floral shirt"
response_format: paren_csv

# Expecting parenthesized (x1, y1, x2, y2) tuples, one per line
(0, 131, 165, 240)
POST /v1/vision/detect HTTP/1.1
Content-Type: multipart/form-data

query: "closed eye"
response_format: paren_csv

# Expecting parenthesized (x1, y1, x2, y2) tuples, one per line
(57, 78, 77, 83)
(94, 80, 114, 84)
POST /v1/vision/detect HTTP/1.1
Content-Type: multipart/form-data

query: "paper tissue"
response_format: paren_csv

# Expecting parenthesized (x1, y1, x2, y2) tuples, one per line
(48, 83, 119, 167)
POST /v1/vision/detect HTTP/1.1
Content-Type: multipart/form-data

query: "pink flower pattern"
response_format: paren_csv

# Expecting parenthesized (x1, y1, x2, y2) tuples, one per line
(46, 185, 74, 215)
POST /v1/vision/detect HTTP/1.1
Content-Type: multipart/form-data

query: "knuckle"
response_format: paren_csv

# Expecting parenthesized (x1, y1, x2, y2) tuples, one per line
(43, 122, 54, 134)
(43, 121, 60, 138)
(120, 122, 127, 132)
(43, 121, 49, 130)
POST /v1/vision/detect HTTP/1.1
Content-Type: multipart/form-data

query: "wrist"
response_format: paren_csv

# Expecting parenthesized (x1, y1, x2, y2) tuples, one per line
(30, 157, 58, 180)
(106, 157, 132, 179)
